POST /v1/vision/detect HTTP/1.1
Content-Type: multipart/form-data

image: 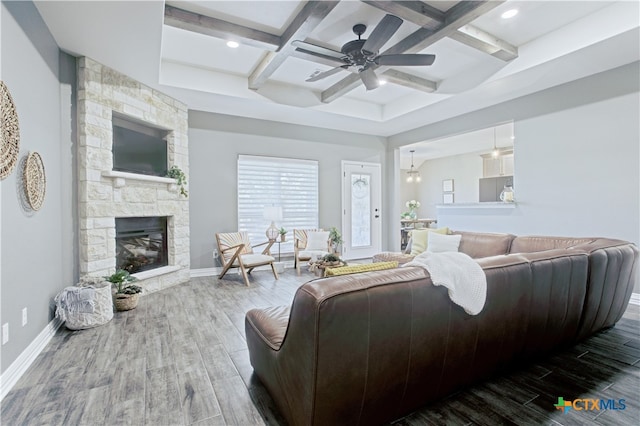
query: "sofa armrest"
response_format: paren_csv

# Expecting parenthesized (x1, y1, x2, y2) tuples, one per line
(245, 305, 290, 351)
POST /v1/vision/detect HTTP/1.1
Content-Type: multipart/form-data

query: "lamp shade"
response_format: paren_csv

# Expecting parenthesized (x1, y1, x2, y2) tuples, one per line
(263, 206, 283, 221)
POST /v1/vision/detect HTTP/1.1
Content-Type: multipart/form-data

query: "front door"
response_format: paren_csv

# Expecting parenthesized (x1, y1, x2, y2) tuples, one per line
(341, 161, 382, 260)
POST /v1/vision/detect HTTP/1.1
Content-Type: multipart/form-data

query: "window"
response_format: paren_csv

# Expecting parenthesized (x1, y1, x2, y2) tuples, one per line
(238, 155, 319, 253)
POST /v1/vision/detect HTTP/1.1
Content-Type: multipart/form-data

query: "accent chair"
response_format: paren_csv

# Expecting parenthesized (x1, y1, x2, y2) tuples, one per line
(215, 231, 278, 286)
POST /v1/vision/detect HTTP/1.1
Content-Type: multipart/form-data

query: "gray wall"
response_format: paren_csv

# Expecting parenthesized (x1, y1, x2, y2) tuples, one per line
(393, 63, 640, 291)
(188, 112, 387, 269)
(1, 1, 76, 373)
(437, 91, 639, 240)
(417, 153, 484, 218)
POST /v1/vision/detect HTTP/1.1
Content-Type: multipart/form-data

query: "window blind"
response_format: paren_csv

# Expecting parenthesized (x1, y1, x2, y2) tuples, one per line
(237, 155, 319, 254)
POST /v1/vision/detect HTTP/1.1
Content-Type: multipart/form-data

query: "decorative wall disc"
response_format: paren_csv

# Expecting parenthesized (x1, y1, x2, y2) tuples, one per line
(23, 152, 46, 211)
(1, 81, 20, 179)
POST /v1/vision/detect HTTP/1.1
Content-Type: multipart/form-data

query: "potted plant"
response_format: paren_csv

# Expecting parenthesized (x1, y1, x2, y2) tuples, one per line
(406, 200, 420, 219)
(105, 269, 142, 311)
(167, 165, 188, 197)
(278, 227, 288, 242)
(321, 253, 344, 267)
(329, 227, 343, 253)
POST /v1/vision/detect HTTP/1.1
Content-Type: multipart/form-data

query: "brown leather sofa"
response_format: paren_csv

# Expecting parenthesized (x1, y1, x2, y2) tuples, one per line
(245, 232, 638, 426)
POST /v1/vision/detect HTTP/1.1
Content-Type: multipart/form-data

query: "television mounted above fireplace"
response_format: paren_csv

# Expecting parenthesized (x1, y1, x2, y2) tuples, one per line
(112, 113, 169, 177)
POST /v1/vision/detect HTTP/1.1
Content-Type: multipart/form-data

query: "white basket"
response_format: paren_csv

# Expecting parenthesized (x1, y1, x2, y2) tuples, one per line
(55, 282, 114, 330)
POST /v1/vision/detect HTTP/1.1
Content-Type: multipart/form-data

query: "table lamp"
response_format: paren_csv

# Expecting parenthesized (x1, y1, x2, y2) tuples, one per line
(263, 206, 282, 240)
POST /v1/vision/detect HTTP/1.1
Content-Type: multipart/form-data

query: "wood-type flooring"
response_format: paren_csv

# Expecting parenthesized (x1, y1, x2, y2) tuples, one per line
(1, 269, 638, 425)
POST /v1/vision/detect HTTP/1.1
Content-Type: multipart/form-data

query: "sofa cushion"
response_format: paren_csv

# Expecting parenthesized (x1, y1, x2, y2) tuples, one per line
(451, 231, 515, 258)
(426, 232, 461, 253)
(372, 252, 415, 264)
(410, 227, 449, 255)
(510, 236, 595, 253)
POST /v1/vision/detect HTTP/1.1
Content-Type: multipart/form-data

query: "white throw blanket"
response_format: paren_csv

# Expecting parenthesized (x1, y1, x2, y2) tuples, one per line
(55, 286, 96, 321)
(404, 252, 487, 315)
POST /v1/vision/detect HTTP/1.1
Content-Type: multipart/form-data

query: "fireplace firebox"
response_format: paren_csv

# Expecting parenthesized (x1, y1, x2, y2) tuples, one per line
(115, 217, 168, 274)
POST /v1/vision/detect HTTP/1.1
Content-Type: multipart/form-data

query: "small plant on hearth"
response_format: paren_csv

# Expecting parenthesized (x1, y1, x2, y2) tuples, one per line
(167, 165, 188, 197)
(105, 269, 139, 294)
(105, 269, 141, 311)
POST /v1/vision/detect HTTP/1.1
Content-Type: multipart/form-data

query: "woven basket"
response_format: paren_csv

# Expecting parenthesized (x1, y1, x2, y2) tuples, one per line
(113, 293, 139, 311)
(56, 282, 114, 330)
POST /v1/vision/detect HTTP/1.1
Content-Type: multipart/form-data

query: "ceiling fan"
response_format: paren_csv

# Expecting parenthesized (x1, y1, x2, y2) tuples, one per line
(292, 14, 435, 91)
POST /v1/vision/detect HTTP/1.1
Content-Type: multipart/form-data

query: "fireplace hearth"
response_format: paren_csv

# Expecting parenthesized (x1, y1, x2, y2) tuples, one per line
(116, 217, 168, 274)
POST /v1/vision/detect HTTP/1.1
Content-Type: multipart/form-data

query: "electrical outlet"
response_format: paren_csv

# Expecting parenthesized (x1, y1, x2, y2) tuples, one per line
(2, 323, 8, 345)
(22, 308, 28, 326)
(213, 251, 219, 259)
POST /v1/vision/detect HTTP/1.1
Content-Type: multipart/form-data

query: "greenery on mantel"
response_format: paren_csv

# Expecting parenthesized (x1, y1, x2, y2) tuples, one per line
(167, 165, 188, 197)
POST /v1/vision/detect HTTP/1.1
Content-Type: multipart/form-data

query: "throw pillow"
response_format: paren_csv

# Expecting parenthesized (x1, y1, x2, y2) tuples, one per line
(325, 261, 398, 276)
(409, 227, 449, 256)
(426, 232, 462, 253)
(306, 231, 330, 251)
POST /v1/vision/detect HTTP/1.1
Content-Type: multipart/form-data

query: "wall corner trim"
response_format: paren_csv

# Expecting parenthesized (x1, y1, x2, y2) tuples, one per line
(0, 317, 63, 401)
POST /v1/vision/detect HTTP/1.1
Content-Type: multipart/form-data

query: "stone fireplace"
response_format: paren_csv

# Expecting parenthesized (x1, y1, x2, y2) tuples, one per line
(77, 57, 189, 293)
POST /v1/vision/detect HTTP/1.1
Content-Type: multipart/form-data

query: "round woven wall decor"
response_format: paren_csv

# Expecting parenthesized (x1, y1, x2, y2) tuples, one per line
(23, 152, 46, 211)
(1, 81, 20, 179)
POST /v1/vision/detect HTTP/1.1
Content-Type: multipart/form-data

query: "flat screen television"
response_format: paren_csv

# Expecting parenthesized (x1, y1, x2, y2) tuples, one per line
(112, 115, 168, 177)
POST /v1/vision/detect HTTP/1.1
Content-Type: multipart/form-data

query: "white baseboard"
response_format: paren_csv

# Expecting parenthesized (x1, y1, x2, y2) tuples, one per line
(630, 292, 640, 306)
(190, 261, 295, 278)
(190, 267, 221, 278)
(0, 317, 63, 401)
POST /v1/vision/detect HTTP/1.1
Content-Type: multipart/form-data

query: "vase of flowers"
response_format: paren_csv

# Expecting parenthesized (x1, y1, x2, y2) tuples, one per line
(406, 200, 420, 219)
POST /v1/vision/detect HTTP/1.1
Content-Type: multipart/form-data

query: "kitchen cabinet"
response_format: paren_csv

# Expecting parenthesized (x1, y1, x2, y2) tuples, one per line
(482, 153, 514, 177)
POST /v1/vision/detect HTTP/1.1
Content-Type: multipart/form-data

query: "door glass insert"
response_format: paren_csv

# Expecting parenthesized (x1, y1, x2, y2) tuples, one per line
(351, 174, 371, 247)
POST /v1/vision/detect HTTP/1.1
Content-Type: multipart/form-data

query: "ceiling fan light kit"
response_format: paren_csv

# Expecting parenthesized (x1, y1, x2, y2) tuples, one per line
(292, 14, 436, 91)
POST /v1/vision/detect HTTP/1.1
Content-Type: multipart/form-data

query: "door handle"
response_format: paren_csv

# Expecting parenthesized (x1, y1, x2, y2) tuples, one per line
(374, 215, 380, 218)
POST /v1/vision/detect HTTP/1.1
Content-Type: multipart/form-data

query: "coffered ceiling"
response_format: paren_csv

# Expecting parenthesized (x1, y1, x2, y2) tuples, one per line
(35, 1, 639, 140)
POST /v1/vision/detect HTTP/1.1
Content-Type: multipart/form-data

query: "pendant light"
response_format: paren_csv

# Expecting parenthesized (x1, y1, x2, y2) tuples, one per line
(406, 150, 421, 183)
(492, 128, 500, 158)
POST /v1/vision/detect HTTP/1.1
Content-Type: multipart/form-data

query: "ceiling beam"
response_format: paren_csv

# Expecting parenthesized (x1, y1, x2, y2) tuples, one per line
(363, 1, 516, 60)
(361, 1, 444, 30)
(322, 0, 504, 103)
(248, 1, 339, 90)
(449, 24, 518, 61)
(164, 4, 280, 51)
(381, 69, 437, 93)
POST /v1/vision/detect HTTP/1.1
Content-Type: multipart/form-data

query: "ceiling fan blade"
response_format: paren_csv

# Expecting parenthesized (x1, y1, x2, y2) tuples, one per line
(306, 66, 347, 82)
(362, 14, 403, 54)
(292, 40, 346, 60)
(375, 54, 436, 66)
(359, 67, 380, 91)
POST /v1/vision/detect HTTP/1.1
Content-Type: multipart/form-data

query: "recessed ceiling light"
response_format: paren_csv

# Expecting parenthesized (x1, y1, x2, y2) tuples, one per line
(226, 41, 239, 48)
(501, 9, 518, 19)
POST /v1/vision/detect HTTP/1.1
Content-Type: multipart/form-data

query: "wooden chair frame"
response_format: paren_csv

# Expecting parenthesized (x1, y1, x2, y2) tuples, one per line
(293, 229, 330, 275)
(216, 234, 278, 286)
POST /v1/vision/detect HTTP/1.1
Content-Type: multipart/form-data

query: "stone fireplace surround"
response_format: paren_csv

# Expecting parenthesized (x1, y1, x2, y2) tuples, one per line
(77, 57, 190, 293)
